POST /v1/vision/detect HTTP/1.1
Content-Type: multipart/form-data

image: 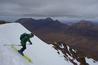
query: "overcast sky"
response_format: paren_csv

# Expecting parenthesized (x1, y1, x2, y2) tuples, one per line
(0, 0, 98, 18)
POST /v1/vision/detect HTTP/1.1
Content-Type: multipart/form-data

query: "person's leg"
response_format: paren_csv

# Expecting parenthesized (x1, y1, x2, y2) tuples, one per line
(18, 45, 26, 55)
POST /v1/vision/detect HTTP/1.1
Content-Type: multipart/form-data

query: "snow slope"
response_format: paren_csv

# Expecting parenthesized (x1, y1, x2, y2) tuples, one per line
(0, 23, 73, 65)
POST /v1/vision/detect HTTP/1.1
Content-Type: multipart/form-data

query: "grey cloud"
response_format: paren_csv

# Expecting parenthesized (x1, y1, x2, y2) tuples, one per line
(0, 0, 98, 18)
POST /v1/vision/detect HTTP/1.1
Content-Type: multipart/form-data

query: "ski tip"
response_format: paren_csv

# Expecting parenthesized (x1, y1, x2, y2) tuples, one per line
(23, 55, 32, 63)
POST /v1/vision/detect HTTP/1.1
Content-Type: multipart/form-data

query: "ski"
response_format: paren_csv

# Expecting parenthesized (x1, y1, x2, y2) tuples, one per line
(11, 46, 32, 63)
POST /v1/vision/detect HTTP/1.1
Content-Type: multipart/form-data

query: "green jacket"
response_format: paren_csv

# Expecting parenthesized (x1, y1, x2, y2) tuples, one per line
(20, 33, 32, 46)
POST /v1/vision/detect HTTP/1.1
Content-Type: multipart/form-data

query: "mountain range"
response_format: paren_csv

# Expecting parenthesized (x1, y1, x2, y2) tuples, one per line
(16, 17, 98, 39)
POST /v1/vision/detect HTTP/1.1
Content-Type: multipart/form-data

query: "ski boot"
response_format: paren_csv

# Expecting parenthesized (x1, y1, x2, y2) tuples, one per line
(18, 50, 24, 56)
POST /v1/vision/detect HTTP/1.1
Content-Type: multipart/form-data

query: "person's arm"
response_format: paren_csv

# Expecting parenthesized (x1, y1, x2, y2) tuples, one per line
(28, 39, 32, 45)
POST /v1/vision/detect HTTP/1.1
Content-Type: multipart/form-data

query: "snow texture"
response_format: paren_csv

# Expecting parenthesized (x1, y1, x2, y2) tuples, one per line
(0, 23, 72, 65)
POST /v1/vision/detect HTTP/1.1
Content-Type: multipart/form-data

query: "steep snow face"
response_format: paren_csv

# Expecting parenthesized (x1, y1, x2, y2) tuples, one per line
(0, 23, 72, 65)
(0, 23, 98, 65)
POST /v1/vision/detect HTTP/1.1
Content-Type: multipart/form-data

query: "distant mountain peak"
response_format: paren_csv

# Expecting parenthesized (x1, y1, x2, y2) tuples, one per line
(79, 20, 93, 24)
(45, 17, 53, 21)
(71, 20, 94, 28)
(16, 17, 68, 33)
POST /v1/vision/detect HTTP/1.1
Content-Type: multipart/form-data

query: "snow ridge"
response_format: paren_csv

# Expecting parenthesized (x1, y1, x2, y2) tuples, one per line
(0, 23, 70, 65)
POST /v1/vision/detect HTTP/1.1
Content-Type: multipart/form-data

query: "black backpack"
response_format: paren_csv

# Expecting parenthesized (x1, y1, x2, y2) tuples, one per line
(20, 33, 27, 40)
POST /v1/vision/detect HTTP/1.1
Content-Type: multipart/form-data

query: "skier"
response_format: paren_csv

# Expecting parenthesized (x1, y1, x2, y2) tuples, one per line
(18, 33, 34, 55)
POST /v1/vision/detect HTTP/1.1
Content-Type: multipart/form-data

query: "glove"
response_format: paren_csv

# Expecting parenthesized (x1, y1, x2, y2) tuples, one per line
(30, 42, 32, 45)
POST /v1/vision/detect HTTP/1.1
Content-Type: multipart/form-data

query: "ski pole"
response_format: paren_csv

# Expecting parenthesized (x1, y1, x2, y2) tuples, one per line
(3, 44, 31, 46)
(3, 44, 22, 46)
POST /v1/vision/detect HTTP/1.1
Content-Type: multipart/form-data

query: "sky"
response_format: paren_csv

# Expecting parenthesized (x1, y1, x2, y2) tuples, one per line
(0, 0, 98, 18)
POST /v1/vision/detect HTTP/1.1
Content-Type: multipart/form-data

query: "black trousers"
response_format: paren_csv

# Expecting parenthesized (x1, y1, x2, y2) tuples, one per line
(19, 45, 26, 53)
